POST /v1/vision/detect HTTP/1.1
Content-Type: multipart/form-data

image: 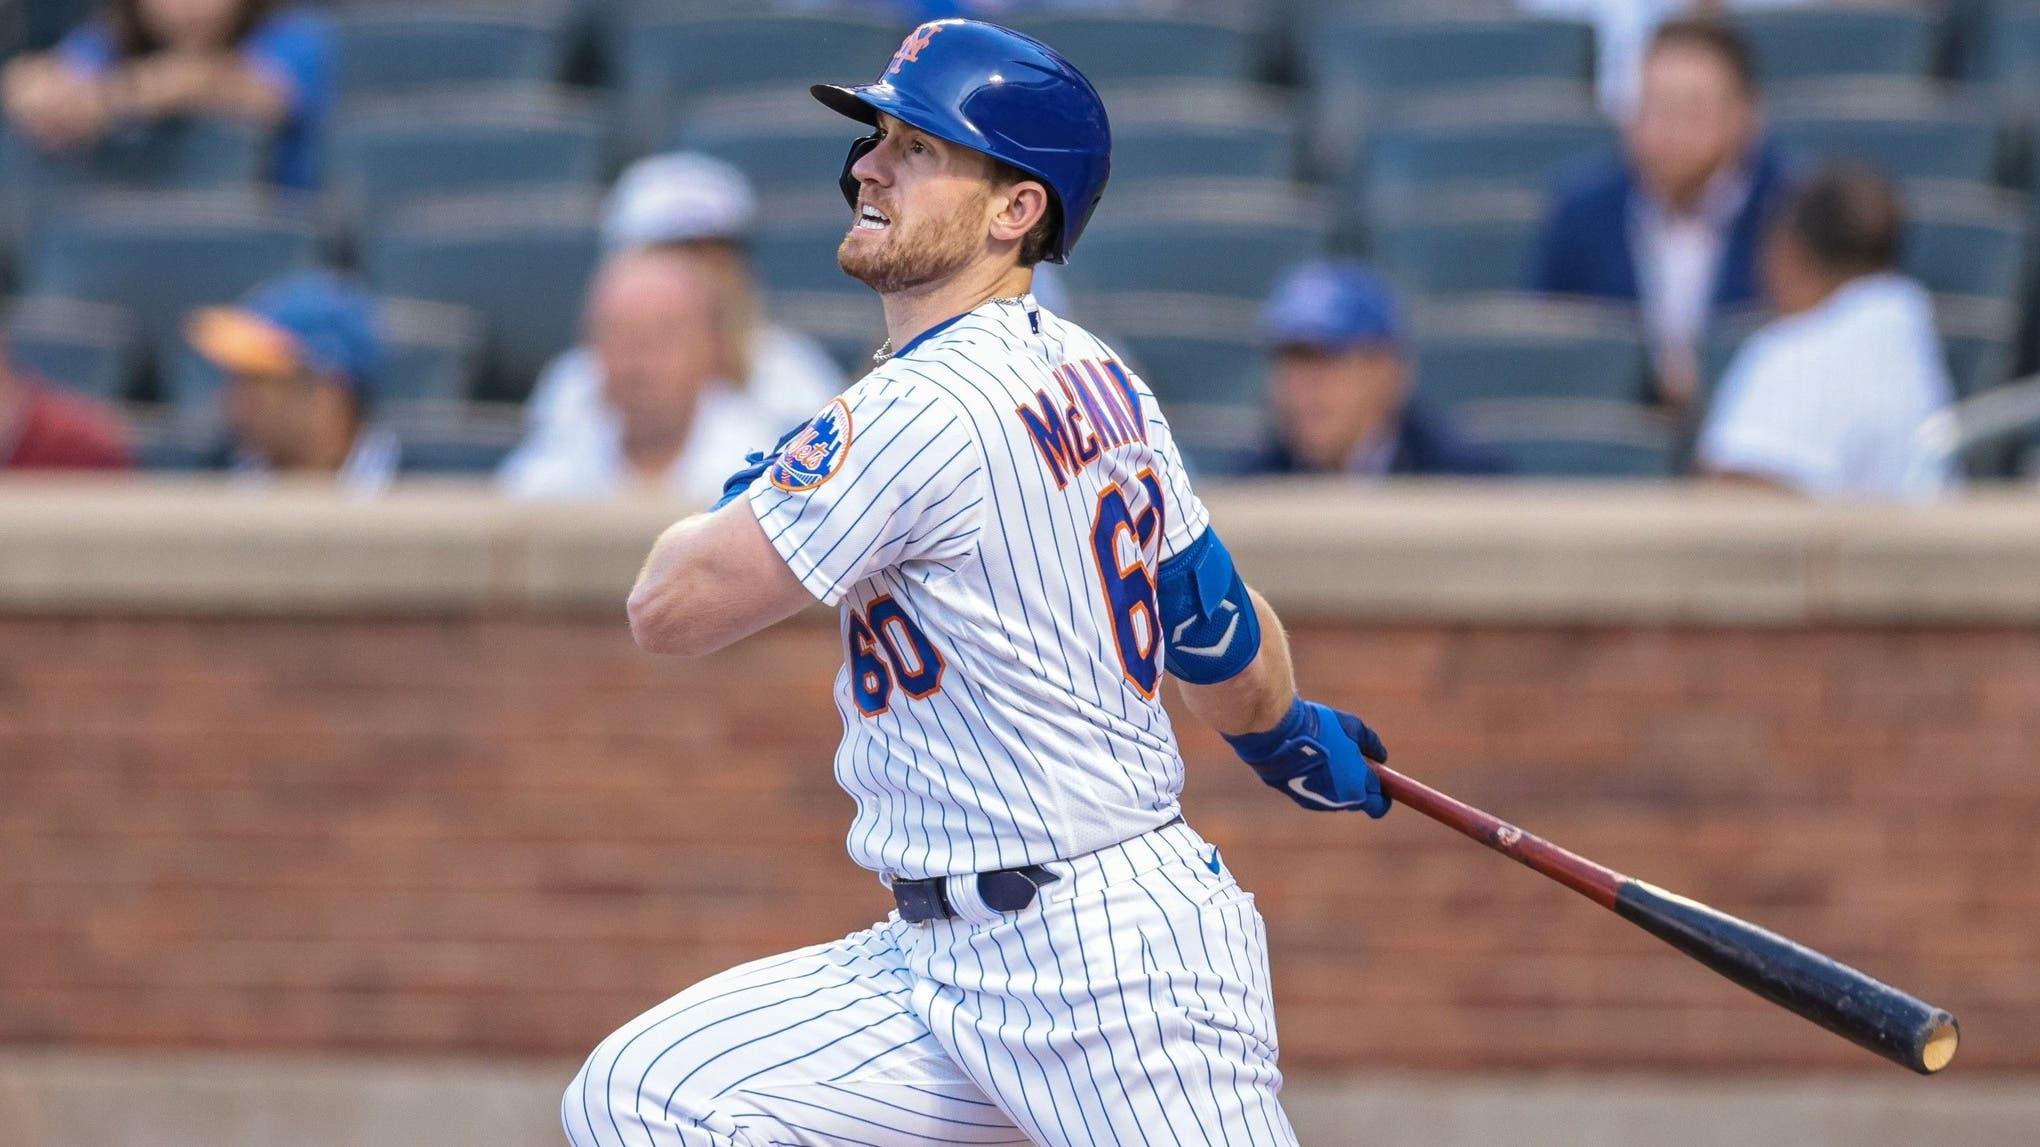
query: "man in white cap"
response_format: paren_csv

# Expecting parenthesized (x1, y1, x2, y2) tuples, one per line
(499, 152, 845, 502)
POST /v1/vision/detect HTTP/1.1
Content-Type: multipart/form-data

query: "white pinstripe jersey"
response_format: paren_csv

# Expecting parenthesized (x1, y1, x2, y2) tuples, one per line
(748, 293, 1211, 880)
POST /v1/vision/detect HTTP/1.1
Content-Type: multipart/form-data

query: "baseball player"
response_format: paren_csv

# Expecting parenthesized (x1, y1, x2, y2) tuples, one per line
(565, 20, 1390, 1146)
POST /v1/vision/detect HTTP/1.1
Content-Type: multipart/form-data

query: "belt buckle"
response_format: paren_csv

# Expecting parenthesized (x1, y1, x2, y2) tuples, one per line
(977, 865, 1058, 913)
(893, 879, 948, 924)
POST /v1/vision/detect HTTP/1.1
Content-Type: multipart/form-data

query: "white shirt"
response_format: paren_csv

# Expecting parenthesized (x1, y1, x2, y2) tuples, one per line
(1631, 165, 1752, 379)
(498, 323, 843, 504)
(1699, 272, 1955, 499)
(747, 294, 1210, 879)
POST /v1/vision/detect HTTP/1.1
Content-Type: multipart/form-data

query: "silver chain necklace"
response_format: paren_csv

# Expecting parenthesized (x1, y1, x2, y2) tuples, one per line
(872, 294, 1030, 365)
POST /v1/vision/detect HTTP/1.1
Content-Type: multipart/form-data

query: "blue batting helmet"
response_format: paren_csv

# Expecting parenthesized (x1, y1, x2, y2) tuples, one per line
(811, 19, 1111, 264)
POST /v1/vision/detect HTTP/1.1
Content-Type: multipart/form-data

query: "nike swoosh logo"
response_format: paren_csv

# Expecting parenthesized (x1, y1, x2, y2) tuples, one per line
(1287, 776, 1369, 810)
(1204, 847, 1222, 874)
(1171, 601, 1238, 657)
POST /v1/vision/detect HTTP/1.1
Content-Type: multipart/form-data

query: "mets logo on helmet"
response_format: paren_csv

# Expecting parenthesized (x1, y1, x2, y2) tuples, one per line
(887, 23, 943, 75)
(770, 397, 854, 492)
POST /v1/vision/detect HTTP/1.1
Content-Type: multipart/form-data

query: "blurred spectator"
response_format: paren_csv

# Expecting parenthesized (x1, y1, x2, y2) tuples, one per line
(0, 334, 134, 470)
(1526, 17, 1790, 406)
(1698, 164, 1953, 499)
(1, 0, 332, 189)
(1247, 260, 1506, 479)
(186, 270, 395, 494)
(501, 152, 844, 503)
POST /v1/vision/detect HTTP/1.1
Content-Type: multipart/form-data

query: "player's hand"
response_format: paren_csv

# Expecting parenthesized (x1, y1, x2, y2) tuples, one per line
(709, 422, 807, 511)
(1223, 698, 1390, 817)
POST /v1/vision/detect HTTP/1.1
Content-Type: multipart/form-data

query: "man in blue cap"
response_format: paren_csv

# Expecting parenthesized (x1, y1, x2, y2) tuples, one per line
(1254, 259, 1505, 479)
(185, 270, 396, 495)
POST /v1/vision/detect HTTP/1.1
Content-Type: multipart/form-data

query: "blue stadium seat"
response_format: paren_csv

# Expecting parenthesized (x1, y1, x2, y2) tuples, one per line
(1307, 12, 1595, 97)
(1008, 12, 1259, 85)
(1771, 83, 2002, 185)
(1107, 84, 1299, 182)
(1735, 6, 1939, 84)
(1360, 95, 1613, 208)
(379, 402, 526, 474)
(1062, 180, 1330, 300)
(23, 191, 318, 372)
(1455, 398, 1677, 478)
(1408, 294, 1649, 410)
(360, 190, 600, 403)
(329, 88, 606, 222)
(1900, 183, 2028, 301)
(2, 295, 138, 402)
(0, 116, 264, 196)
(675, 89, 860, 192)
(617, 11, 903, 150)
(749, 191, 863, 297)
(1369, 186, 1546, 297)
(1082, 292, 1266, 408)
(334, 5, 572, 98)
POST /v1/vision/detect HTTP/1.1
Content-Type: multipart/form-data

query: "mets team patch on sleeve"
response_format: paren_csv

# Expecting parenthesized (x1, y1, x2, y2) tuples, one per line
(770, 397, 854, 492)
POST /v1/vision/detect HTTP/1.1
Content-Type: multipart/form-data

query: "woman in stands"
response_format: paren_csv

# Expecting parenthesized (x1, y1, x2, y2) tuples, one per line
(1, 0, 331, 189)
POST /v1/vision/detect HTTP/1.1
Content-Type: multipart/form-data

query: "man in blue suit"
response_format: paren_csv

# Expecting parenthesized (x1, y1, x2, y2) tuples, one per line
(1526, 17, 1792, 407)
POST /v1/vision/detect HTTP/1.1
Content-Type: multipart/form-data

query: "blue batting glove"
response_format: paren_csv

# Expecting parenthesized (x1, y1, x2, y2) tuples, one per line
(709, 422, 808, 511)
(1224, 697, 1391, 817)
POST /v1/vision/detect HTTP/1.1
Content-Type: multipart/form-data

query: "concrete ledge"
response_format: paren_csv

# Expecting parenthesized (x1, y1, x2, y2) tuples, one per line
(3, 477, 2039, 622)
(1, 1053, 2033, 1147)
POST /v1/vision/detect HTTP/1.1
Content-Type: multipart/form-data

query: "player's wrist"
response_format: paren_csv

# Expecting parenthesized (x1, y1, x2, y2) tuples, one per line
(1222, 695, 1307, 763)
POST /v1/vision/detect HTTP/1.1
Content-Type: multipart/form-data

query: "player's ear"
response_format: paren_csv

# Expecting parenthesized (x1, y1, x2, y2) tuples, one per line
(988, 179, 1050, 247)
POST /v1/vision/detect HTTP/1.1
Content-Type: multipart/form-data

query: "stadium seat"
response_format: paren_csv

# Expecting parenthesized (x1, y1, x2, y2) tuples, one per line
(616, 11, 903, 149)
(1359, 95, 1613, 208)
(124, 405, 223, 470)
(1735, 6, 1939, 84)
(1454, 398, 1677, 478)
(329, 88, 607, 222)
(1771, 83, 2003, 185)
(675, 89, 860, 192)
(1900, 183, 2029, 301)
(360, 190, 600, 403)
(1306, 11, 1595, 98)
(749, 190, 862, 297)
(1937, 294, 2017, 398)
(0, 116, 264, 197)
(379, 402, 526, 475)
(1062, 180, 1331, 300)
(1007, 12, 1259, 85)
(1108, 84, 1299, 182)
(1081, 292, 1265, 409)
(334, 5, 572, 98)
(1368, 186, 1546, 296)
(23, 191, 318, 373)
(2, 295, 138, 402)
(1407, 294, 1649, 410)
(377, 297, 485, 406)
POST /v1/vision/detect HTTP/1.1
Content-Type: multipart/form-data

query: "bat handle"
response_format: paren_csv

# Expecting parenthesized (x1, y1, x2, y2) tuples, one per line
(1376, 763, 1627, 910)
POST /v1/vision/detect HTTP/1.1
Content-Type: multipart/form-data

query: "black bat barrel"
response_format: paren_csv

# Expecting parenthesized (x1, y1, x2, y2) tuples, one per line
(1614, 880, 1959, 1074)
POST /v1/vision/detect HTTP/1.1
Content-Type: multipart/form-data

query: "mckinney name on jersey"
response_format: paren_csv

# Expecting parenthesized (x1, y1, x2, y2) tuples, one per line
(747, 294, 1212, 881)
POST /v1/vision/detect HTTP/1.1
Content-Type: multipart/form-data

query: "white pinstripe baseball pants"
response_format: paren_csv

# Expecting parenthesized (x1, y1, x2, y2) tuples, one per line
(562, 821, 1298, 1146)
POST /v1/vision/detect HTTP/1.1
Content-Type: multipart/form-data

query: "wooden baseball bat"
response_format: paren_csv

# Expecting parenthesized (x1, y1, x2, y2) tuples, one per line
(1373, 763, 1959, 1075)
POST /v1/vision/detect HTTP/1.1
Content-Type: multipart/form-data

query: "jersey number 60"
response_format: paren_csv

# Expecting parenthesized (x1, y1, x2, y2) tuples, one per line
(1091, 469, 1167, 697)
(848, 594, 945, 716)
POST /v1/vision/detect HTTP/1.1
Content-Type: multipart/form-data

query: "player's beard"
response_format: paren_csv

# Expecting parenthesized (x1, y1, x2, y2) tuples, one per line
(838, 191, 987, 295)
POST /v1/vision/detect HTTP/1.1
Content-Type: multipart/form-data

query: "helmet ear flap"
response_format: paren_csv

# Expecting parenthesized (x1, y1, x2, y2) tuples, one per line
(839, 133, 881, 208)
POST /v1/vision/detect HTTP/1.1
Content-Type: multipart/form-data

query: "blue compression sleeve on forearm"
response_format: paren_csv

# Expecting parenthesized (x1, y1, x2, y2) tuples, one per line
(1156, 526, 1261, 684)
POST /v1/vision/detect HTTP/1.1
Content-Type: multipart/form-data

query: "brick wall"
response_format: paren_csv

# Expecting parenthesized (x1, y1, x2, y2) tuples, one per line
(1, 615, 2034, 1071)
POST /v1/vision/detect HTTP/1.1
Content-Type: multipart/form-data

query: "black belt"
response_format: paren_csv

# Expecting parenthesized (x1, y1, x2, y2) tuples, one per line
(891, 815, 1184, 924)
